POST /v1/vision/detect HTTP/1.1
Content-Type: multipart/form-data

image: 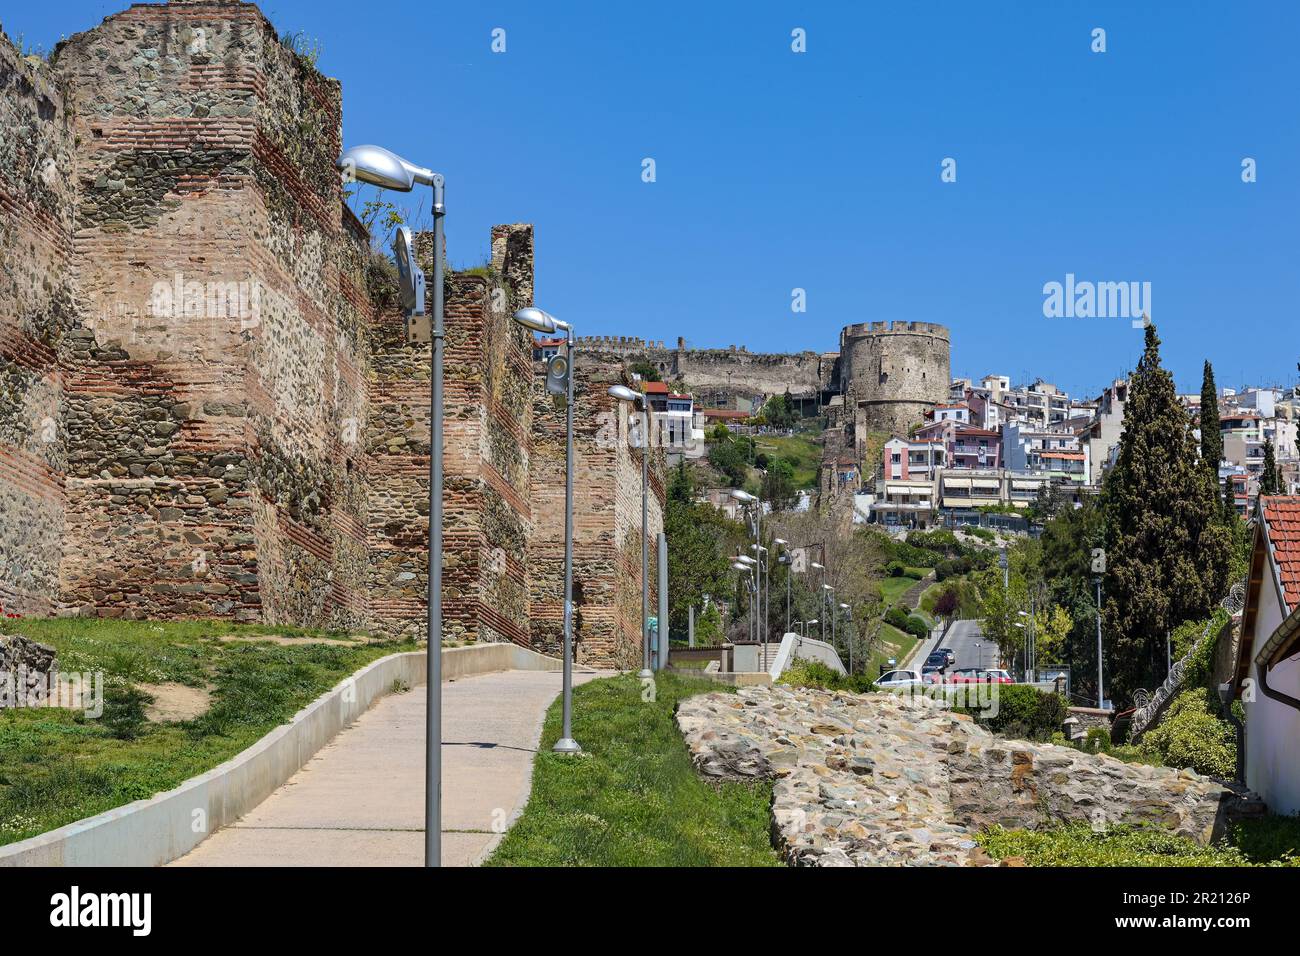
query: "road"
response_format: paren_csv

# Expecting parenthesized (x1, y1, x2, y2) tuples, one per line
(907, 618, 998, 674)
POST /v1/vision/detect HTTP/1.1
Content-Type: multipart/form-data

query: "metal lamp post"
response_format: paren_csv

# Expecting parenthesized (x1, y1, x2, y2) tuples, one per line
(823, 584, 835, 650)
(514, 307, 581, 753)
(731, 489, 760, 643)
(811, 561, 826, 643)
(338, 143, 445, 868)
(751, 543, 768, 648)
(734, 554, 757, 643)
(609, 384, 653, 680)
(732, 561, 756, 644)
(774, 538, 791, 635)
(839, 603, 852, 674)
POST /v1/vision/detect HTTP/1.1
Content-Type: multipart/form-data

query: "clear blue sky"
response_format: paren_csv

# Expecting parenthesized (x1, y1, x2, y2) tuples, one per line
(8, 0, 1298, 398)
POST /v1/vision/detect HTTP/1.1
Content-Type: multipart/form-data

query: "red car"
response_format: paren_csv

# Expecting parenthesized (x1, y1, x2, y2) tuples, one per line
(947, 667, 1013, 684)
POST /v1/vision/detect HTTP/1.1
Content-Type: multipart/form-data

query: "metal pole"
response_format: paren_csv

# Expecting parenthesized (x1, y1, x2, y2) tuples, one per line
(554, 333, 580, 753)
(426, 181, 446, 867)
(1095, 578, 1105, 711)
(820, 565, 827, 644)
(657, 532, 669, 670)
(638, 407, 652, 679)
(785, 566, 791, 636)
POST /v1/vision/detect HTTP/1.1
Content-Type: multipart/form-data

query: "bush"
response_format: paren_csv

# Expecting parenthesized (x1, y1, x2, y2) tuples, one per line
(778, 659, 876, 694)
(884, 606, 911, 630)
(904, 615, 930, 639)
(1139, 689, 1236, 779)
(977, 685, 1068, 741)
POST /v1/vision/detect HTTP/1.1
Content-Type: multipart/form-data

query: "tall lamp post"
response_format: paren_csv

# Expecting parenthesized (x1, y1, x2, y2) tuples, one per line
(731, 490, 760, 642)
(774, 538, 791, 635)
(751, 543, 768, 647)
(823, 584, 835, 650)
(839, 603, 853, 674)
(811, 561, 826, 643)
(734, 554, 758, 643)
(338, 143, 445, 868)
(513, 307, 581, 753)
(732, 561, 756, 645)
(609, 384, 654, 680)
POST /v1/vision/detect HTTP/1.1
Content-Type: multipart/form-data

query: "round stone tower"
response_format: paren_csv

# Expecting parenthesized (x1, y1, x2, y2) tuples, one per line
(840, 321, 951, 436)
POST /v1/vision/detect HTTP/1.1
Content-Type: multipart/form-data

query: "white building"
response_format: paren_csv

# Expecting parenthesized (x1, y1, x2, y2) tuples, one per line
(1232, 496, 1300, 815)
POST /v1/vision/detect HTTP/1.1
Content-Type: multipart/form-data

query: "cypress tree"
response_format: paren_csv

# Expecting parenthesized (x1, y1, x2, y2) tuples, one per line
(1101, 324, 1232, 704)
(1260, 438, 1281, 496)
(1199, 361, 1222, 474)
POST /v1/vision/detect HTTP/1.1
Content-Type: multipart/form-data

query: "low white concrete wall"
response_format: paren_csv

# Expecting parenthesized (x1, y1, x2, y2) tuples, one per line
(0, 641, 562, 867)
(769, 632, 846, 681)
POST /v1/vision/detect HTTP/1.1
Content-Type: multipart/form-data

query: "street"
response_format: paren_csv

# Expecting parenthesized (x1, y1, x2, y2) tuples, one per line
(907, 619, 998, 674)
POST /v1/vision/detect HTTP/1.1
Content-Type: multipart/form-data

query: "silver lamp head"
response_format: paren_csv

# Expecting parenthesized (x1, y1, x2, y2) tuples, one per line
(811, 562, 824, 570)
(607, 384, 645, 409)
(337, 144, 434, 192)
(731, 562, 751, 572)
(774, 538, 788, 546)
(734, 555, 757, 566)
(730, 489, 756, 504)
(823, 584, 834, 591)
(512, 307, 558, 334)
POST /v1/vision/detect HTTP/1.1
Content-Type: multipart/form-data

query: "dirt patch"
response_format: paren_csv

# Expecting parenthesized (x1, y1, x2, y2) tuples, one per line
(138, 682, 212, 722)
(216, 633, 376, 647)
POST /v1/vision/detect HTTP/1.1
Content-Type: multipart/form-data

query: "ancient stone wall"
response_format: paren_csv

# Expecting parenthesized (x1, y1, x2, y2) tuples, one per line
(0, 1, 654, 659)
(528, 361, 664, 668)
(47, 1, 370, 626)
(841, 321, 950, 437)
(0, 36, 76, 617)
(577, 338, 832, 409)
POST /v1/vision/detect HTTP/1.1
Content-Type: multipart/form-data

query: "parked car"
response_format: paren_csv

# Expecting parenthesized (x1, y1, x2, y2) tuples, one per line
(924, 651, 948, 671)
(948, 667, 1012, 684)
(936, 647, 956, 666)
(876, 669, 923, 688)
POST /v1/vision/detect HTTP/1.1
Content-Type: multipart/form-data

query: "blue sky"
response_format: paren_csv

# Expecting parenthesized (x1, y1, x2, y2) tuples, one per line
(8, 1, 1298, 397)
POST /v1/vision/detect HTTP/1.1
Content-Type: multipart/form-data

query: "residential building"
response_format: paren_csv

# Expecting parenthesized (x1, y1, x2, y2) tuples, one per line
(1231, 496, 1300, 815)
(1084, 378, 1128, 485)
(532, 336, 565, 362)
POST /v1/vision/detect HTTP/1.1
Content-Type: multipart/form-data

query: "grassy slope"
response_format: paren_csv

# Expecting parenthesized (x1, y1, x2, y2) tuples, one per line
(486, 673, 779, 867)
(0, 618, 416, 846)
(979, 821, 1300, 867)
(754, 434, 821, 489)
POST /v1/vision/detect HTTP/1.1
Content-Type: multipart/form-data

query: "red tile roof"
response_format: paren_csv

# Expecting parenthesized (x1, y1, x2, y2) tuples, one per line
(641, 381, 670, 394)
(702, 408, 750, 420)
(1262, 496, 1300, 611)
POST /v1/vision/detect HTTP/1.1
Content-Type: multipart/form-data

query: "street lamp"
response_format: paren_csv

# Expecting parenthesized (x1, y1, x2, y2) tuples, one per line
(338, 142, 445, 869)
(823, 583, 835, 651)
(811, 561, 826, 643)
(751, 543, 769, 649)
(513, 306, 581, 754)
(774, 539, 791, 635)
(732, 560, 756, 644)
(839, 602, 852, 674)
(609, 384, 654, 680)
(732, 489, 762, 645)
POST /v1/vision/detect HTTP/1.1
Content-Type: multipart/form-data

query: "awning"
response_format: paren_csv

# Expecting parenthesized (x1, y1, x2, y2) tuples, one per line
(943, 477, 971, 490)
(1012, 480, 1040, 490)
(972, 479, 1000, 491)
(886, 484, 924, 496)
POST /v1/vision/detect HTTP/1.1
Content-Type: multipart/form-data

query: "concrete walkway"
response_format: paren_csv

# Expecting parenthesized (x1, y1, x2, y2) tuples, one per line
(172, 668, 606, 867)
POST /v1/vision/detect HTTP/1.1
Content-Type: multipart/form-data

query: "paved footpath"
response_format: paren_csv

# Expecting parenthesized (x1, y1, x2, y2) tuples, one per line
(172, 668, 607, 867)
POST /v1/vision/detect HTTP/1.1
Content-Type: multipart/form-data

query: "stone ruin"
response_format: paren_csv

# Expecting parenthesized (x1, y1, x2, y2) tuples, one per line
(678, 685, 1263, 866)
(0, 635, 57, 708)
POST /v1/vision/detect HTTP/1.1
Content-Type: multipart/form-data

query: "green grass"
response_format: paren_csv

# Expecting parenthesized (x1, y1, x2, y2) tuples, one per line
(754, 434, 822, 489)
(486, 673, 779, 867)
(0, 618, 416, 846)
(866, 623, 918, 675)
(877, 574, 924, 607)
(979, 821, 1300, 867)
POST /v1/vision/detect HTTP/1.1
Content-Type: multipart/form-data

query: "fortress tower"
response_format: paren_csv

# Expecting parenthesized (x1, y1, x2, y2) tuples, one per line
(839, 321, 951, 440)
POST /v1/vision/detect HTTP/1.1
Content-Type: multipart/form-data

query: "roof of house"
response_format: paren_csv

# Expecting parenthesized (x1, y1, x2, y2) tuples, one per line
(1262, 496, 1300, 611)
(1039, 451, 1086, 461)
(533, 336, 566, 347)
(641, 381, 670, 394)
(701, 408, 750, 420)
(955, 427, 1000, 439)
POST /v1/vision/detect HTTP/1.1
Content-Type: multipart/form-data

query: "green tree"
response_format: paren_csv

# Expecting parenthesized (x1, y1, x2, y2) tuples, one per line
(1101, 324, 1232, 705)
(761, 457, 798, 511)
(1260, 438, 1281, 496)
(664, 463, 742, 636)
(1199, 360, 1222, 473)
(977, 566, 1028, 667)
(694, 602, 724, 647)
(707, 432, 753, 487)
(629, 361, 662, 382)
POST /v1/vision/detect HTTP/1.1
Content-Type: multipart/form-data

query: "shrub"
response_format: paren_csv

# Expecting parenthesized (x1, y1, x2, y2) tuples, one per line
(884, 606, 911, 630)
(778, 659, 876, 694)
(978, 685, 1068, 741)
(1139, 689, 1236, 779)
(904, 615, 930, 639)
(885, 560, 907, 577)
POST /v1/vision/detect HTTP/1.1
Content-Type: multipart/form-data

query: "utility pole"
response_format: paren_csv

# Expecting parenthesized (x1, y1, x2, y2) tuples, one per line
(1091, 547, 1107, 710)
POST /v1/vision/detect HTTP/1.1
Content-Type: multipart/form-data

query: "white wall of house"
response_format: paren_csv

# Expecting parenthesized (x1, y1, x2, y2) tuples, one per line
(1245, 576, 1300, 815)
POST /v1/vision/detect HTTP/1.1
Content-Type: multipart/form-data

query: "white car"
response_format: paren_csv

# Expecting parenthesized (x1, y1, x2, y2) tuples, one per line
(875, 669, 924, 689)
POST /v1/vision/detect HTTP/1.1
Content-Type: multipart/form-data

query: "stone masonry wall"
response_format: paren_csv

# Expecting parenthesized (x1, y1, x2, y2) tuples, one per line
(50, 0, 371, 625)
(0, 36, 76, 617)
(841, 321, 950, 437)
(529, 361, 664, 668)
(0, 2, 653, 658)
